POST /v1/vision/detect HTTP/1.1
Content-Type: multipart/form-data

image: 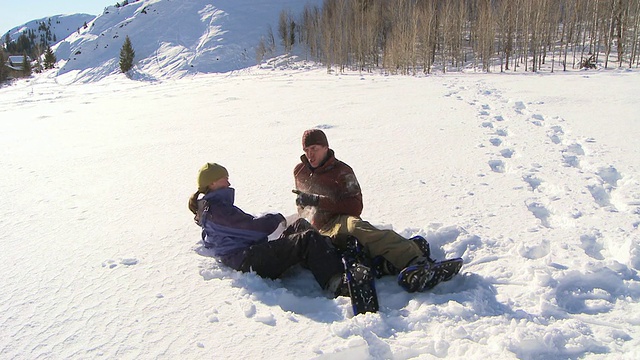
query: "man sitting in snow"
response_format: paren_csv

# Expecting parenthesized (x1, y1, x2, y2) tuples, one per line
(292, 129, 459, 292)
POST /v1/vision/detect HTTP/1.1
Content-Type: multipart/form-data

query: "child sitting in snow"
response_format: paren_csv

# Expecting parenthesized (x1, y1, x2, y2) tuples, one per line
(188, 163, 347, 296)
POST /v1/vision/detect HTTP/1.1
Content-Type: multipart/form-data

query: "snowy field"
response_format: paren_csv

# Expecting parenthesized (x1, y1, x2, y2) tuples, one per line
(1, 65, 639, 359)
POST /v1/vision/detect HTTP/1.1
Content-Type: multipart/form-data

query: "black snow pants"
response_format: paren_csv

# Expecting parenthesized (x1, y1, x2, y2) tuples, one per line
(240, 225, 343, 290)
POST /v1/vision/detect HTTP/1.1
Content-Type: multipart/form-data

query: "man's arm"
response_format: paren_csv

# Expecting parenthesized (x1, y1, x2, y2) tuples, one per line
(316, 171, 363, 216)
(293, 160, 364, 217)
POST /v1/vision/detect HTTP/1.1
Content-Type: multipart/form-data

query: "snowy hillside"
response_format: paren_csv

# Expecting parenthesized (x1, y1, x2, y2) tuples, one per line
(4, 14, 96, 47)
(54, 0, 318, 82)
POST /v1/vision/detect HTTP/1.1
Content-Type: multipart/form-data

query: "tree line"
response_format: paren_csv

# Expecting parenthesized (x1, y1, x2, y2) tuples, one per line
(259, 0, 640, 74)
(1, 18, 61, 83)
(3, 19, 62, 59)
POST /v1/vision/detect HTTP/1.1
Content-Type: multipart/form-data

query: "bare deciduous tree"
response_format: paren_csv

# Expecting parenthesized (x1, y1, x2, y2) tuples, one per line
(260, 0, 640, 74)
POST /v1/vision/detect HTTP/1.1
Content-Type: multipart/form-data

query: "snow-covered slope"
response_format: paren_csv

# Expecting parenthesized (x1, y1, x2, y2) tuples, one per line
(1, 66, 639, 359)
(4, 14, 96, 47)
(54, 0, 318, 82)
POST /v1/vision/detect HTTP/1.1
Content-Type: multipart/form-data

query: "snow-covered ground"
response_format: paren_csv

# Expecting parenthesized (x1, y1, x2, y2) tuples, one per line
(2, 0, 640, 358)
(1, 65, 639, 359)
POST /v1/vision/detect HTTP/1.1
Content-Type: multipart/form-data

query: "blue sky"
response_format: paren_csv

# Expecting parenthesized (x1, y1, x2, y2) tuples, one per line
(2, 0, 111, 34)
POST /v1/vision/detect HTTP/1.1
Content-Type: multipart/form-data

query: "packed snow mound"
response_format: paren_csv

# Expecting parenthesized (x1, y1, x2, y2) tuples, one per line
(55, 0, 319, 82)
(4, 14, 96, 46)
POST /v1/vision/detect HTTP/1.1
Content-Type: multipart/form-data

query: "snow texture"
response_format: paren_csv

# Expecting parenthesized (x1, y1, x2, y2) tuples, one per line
(1, 1, 640, 359)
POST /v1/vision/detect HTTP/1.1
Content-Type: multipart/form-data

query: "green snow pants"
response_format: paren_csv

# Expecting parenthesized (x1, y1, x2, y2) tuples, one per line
(319, 215, 422, 269)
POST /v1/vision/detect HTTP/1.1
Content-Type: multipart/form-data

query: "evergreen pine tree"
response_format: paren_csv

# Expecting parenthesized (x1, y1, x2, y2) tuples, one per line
(21, 53, 32, 77)
(119, 35, 135, 74)
(0, 51, 8, 83)
(43, 46, 56, 69)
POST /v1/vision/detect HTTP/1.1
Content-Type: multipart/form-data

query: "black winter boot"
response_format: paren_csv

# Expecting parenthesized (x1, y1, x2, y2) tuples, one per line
(409, 236, 434, 262)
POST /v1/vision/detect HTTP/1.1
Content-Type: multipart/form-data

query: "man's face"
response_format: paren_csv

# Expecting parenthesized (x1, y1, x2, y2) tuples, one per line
(304, 145, 329, 168)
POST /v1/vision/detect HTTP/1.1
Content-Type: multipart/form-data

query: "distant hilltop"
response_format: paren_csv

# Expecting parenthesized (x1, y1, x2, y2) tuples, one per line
(52, 0, 319, 82)
(4, 14, 96, 56)
(4, 14, 96, 45)
(2, 0, 319, 83)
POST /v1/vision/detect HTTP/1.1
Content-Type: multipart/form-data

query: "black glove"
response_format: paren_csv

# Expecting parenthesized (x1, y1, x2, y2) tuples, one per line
(294, 190, 320, 207)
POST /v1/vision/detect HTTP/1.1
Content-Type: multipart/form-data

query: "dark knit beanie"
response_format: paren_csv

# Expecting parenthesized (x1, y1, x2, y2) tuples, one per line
(302, 129, 329, 149)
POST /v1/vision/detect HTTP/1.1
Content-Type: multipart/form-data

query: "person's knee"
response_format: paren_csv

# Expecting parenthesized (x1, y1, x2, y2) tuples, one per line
(293, 229, 319, 250)
(303, 230, 337, 251)
(299, 229, 316, 241)
(292, 218, 313, 232)
(303, 229, 326, 244)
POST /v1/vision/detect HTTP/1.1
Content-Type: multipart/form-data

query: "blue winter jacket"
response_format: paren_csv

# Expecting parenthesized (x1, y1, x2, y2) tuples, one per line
(199, 187, 284, 268)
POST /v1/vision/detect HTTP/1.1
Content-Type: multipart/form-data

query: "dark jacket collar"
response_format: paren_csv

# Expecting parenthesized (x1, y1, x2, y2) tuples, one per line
(300, 149, 336, 173)
(202, 187, 235, 204)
